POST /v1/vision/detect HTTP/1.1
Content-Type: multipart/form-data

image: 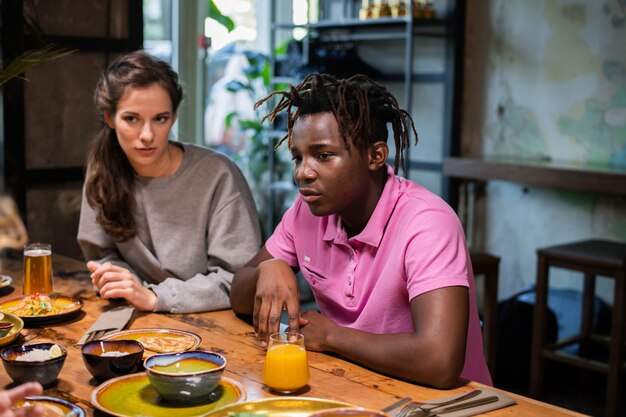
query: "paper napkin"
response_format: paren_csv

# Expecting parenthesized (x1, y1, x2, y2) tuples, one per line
(77, 305, 135, 345)
(394, 388, 516, 417)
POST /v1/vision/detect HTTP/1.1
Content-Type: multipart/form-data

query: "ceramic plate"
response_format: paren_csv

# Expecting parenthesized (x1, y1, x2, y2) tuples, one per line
(0, 294, 83, 326)
(0, 311, 23, 347)
(91, 373, 246, 417)
(202, 397, 356, 417)
(102, 328, 202, 358)
(0, 275, 12, 288)
(14, 396, 85, 417)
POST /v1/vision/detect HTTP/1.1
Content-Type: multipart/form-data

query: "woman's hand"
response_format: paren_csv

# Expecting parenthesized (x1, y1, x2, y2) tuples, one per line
(0, 382, 44, 417)
(87, 261, 157, 311)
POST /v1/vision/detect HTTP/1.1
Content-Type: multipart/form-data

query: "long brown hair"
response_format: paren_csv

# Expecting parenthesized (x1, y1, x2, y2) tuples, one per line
(255, 73, 417, 174)
(85, 50, 183, 242)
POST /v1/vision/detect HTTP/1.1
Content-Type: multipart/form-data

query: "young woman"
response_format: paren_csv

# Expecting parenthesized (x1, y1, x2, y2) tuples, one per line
(78, 51, 261, 313)
(230, 73, 491, 388)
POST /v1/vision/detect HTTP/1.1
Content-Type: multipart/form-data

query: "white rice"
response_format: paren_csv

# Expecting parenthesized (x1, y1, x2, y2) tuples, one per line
(15, 348, 51, 362)
(100, 351, 129, 357)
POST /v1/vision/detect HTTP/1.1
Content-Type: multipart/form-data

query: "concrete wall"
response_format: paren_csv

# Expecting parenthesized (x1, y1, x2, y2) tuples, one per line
(21, 1, 130, 259)
(463, 0, 626, 304)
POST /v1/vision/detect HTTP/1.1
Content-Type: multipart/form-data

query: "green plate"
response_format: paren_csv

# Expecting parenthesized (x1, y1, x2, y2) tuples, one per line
(91, 373, 246, 417)
(0, 311, 23, 347)
(201, 397, 355, 417)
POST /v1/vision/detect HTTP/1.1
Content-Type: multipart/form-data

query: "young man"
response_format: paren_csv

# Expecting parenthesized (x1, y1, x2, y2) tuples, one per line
(230, 73, 492, 388)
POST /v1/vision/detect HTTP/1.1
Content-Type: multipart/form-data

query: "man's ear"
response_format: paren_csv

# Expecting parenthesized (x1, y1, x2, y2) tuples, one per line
(368, 141, 388, 171)
(103, 112, 115, 129)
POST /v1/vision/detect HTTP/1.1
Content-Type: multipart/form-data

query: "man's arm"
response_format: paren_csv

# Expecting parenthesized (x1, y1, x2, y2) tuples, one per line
(300, 286, 469, 389)
(230, 246, 303, 343)
(230, 246, 274, 315)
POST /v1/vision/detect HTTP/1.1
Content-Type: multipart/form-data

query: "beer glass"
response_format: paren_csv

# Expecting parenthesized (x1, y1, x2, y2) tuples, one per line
(262, 332, 309, 393)
(23, 243, 53, 295)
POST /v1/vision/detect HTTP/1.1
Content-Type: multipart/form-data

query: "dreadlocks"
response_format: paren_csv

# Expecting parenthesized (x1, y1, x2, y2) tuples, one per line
(255, 73, 418, 174)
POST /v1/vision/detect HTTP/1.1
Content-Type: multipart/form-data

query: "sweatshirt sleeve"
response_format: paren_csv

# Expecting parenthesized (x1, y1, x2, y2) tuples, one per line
(148, 177, 262, 314)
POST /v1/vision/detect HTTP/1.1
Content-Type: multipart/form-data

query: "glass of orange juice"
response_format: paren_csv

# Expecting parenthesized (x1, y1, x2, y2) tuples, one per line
(262, 332, 309, 393)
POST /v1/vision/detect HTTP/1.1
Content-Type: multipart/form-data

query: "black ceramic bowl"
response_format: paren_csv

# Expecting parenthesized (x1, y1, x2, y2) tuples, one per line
(81, 339, 144, 381)
(1, 342, 67, 387)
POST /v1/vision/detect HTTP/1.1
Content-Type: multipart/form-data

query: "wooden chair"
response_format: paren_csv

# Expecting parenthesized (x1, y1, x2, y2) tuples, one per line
(529, 239, 626, 417)
(470, 251, 500, 376)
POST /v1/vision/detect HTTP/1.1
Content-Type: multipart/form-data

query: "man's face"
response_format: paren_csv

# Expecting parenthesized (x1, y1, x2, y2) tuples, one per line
(290, 112, 371, 218)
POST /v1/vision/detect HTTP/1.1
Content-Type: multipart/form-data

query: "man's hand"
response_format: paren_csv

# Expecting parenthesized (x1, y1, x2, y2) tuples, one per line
(299, 310, 335, 351)
(253, 258, 301, 346)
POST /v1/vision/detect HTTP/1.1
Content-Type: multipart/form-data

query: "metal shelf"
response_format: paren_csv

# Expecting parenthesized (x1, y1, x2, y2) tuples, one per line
(265, 0, 465, 222)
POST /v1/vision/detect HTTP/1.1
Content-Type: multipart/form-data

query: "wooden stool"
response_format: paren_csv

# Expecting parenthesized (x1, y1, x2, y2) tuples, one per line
(470, 251, 500, 376)
(529, 239, 626, 417)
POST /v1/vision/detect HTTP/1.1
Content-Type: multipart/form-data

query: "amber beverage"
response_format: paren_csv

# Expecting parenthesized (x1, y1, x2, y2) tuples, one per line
(23, 243, 53, 295)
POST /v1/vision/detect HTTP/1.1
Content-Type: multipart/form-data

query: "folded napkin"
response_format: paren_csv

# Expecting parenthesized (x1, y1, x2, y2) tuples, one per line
(394, 388, 516, 417)
(77, 305, 135, 345)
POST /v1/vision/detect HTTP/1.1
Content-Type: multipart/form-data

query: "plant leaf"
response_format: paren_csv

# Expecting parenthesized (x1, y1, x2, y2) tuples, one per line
(208, 0, 235, 33)
(0, 44, 75, 87)
(225, 80, 252, 93)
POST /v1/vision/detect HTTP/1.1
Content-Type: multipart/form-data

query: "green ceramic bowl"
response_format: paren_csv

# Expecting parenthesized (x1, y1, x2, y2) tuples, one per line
(144, 350, 226, 403)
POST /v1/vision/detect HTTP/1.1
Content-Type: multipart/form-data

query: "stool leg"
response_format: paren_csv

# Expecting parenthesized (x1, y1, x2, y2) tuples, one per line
(604, 271, 625, 417)
(579, 273, 596, 358)
(530, 255, 549, 398)
(483, 262, 499, 376)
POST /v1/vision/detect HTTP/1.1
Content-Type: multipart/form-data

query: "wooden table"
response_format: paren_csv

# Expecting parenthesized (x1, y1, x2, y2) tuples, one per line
(0, 252, 583, 416)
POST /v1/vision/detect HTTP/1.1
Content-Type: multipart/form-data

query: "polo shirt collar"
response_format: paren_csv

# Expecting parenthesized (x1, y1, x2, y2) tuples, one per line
(323, 164, 399, 248)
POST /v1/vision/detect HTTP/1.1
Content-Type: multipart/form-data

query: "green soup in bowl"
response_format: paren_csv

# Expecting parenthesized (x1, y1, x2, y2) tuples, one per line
(144, 350, 226, 403)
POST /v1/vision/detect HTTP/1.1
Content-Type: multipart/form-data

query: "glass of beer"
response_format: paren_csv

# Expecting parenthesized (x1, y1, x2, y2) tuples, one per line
(262, 332, 309, 393)
(23, 243, 53, 295)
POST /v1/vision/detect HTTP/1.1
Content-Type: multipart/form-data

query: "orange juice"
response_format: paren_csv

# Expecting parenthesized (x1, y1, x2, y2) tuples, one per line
(23, 243, 53, 295)
(263, 343, 310, 392)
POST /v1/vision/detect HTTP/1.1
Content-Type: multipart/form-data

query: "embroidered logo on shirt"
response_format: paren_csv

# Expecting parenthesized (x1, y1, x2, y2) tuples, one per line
(304, 255, 311, 263)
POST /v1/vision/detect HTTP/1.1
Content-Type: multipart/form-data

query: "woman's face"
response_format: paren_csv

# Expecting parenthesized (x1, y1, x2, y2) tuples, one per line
(105, 83, 177, 177)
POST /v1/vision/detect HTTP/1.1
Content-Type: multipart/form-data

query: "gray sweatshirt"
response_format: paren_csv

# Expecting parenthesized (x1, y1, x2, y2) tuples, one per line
(77, 143, 262, 313)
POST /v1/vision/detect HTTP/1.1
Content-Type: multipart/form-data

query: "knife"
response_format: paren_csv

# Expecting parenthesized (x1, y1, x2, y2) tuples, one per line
(407, 395, 499, 417)
(381, 397, 412, 413)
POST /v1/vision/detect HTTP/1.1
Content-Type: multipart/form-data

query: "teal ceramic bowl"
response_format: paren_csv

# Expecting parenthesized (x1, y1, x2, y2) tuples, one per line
(1, 342, 67, 387)
(144, 350, 226, 403)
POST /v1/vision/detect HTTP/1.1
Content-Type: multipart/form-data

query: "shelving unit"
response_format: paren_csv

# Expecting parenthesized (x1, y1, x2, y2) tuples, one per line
(264, 0, 466, 225)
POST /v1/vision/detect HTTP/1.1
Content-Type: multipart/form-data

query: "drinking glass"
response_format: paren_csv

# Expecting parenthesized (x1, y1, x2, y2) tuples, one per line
(23, 242, 53, 295)
(262, 332, 310, 393)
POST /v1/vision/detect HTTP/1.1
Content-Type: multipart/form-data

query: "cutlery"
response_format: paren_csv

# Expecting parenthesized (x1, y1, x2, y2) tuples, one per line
(85, 330, 106, 344)
(406, 395, 499, 417)
(49, 292, 61, 306)
(395, 390, 481, 417)
(381, 397, 411, 413)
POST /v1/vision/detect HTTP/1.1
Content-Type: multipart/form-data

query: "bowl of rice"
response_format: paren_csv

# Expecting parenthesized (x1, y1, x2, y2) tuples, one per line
(81, 339, 144, 381)
(1, 342, 66, 387)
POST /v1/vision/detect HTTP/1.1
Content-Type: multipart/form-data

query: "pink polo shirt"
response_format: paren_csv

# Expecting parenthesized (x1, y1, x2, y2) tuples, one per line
(265, 165, 492, 386)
